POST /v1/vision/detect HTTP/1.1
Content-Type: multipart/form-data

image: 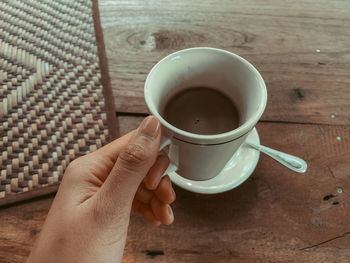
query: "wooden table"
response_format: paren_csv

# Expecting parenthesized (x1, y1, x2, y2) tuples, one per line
(1, 0, 350, 262)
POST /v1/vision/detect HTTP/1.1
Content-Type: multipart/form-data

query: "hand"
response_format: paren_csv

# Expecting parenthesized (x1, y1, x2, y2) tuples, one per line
(27, 116, 175, 263)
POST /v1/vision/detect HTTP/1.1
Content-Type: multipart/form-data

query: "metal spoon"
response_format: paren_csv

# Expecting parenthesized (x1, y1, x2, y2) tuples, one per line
(245, 141, 307, 173)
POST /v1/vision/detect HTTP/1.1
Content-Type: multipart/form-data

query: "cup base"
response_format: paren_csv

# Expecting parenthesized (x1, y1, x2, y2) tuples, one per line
(168, 128, 260, 194)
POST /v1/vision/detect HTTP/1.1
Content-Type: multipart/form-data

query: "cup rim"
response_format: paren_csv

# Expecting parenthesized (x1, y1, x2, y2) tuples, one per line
(144, 47, 267, 143)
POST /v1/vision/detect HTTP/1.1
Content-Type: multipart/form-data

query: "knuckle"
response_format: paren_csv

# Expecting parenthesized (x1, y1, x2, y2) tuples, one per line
(119, 143, 149, 166)
(66, 153, 93, 170)
(65, 158, 83, 175)
(67, 158, 80, 170)
(64, 156, 89, 181)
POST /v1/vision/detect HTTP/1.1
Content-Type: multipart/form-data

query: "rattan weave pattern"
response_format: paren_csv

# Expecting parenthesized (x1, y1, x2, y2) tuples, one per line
(0, 0, 109, 203)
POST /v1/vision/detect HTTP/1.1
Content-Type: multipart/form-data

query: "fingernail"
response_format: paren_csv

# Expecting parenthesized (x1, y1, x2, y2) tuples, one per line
(151, 176, 161, 190)
(167, 205, 174, 223)
(152, 221, 161, 227)
(172, 188, 176, 199)
(153, 174, 167, 190)
(140, 116, 160, 138)
(167, 205, 173, 217)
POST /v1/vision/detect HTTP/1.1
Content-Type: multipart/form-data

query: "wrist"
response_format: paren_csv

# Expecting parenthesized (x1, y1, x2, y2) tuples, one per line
(27, 199, 130, 263)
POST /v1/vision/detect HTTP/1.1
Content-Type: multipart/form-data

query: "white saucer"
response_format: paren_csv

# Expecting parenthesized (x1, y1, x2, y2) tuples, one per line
(169, 128, 260, 194)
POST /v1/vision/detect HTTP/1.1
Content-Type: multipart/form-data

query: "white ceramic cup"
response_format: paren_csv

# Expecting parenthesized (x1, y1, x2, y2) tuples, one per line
(144, 47, 267, 181)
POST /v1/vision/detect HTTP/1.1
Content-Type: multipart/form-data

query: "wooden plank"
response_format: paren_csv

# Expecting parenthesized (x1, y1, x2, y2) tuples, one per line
(123, 120, 350, 262)
(0, 116, 349, 262)
(98, 0, 350, 125)
(0, 197, 52, 263)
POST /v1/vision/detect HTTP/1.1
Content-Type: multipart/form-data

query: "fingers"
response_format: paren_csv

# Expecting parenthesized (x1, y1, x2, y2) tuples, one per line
(137, 176, 175, 205)
(135, 183, 153, 204)
(154, 176, 176, 204)
(133, 199, 161, 226)
(97, 116, 161, 211)
(134, 178, 176, 226)
(143, 153, 175, 203)
(144, 154, 170, 190)
(140, 204, 162, 226)
(150, 196, 174, 225)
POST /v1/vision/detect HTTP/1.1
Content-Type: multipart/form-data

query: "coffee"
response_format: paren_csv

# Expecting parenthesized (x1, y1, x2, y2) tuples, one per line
(162, 87, 240, 135)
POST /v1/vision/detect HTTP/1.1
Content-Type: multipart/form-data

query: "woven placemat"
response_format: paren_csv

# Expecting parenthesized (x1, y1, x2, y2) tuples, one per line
(0, 0, 116, 206)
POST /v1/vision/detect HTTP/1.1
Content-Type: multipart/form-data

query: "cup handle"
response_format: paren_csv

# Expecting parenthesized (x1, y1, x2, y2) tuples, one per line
(159, 136, 179, 176)
(160, 137, 172, 151)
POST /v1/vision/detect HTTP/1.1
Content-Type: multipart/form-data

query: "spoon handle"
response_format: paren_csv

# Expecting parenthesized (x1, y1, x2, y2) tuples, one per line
(246, 141, 307, 173)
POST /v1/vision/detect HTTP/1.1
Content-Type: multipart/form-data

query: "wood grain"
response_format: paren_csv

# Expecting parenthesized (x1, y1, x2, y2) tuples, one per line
(98, 0, 350, 125)
(1, 116, 349, 263)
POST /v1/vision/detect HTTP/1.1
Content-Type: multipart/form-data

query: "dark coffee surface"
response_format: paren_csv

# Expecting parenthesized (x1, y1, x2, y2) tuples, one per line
(162, 87, 240, 135)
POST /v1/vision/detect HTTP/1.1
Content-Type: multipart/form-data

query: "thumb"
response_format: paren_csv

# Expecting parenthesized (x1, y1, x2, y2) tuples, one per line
(99, 116, 161, 205)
